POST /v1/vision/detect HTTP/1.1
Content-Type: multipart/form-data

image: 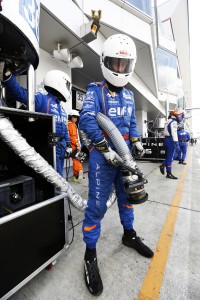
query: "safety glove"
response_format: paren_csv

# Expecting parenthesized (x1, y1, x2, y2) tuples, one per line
(130, 137, 145, 158)
(174, 141, 180, 152)
(94, 138, 123, 167)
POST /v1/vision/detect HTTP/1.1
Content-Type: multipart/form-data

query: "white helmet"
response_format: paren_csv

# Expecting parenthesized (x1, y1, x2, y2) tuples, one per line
(100, 34, 137, 87)
(69, 109, 79, 117)
(43, 70, 71, 102)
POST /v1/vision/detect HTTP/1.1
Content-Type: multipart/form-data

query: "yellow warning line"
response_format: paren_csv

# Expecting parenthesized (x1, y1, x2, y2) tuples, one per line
(137, 162, 189, 300)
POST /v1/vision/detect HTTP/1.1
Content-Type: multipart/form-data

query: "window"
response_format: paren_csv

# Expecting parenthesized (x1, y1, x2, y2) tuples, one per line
(125, 0, 152, 16)
(156, 47, 178, 95)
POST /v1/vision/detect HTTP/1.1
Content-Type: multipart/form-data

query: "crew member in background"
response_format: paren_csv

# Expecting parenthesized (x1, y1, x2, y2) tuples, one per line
(159, 108, 185, 179)
(177, 125, 190, 164)
(79, 34, 154, 296)
(67, 109, 84, 183)
(2, 69, 71, 177)
(190, 137, 194, 146)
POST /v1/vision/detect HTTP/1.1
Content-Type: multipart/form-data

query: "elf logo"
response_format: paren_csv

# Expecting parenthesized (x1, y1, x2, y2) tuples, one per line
(108, 106, 132, 117)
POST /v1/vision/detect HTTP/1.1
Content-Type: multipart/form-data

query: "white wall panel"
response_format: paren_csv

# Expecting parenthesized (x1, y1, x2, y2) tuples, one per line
(40, 0, 84, 36)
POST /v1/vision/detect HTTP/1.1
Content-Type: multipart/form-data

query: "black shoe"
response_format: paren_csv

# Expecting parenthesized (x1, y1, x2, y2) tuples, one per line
(166, 173, 178, 179)
(179, 161, 187, 165)
(159, 164, 165, 175)
(122, 231, 154, 258)
(84, 257, 103, 296)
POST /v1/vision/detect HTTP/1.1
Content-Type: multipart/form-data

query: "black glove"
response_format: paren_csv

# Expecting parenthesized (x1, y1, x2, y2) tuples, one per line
(0, 61, 12, 81)
(94, 138, 123, 167)
(93, 138, 109, 152)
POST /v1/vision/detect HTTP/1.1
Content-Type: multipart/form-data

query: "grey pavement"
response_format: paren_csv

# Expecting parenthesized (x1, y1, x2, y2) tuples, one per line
(9, 143, 200, 300)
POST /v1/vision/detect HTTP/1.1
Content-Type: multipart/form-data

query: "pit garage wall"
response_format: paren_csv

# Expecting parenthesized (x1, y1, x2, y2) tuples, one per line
(135, 110, 148, 138)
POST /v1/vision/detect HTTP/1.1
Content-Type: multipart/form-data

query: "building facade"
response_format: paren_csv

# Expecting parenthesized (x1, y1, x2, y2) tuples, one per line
(34, 0, 191, 136)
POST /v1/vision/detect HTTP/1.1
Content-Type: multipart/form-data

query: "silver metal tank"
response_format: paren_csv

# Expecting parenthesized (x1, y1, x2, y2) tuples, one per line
(153, 117, 165, 129)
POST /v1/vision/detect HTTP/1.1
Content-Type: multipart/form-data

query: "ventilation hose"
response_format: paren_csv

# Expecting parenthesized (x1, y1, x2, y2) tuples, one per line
(96, 112, 137, 171)
(0, 114, 87, 211)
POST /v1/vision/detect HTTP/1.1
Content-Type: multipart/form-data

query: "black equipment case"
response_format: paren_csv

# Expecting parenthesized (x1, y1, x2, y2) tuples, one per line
(0, 107, 68, 299)
(137, 137, 166, 161)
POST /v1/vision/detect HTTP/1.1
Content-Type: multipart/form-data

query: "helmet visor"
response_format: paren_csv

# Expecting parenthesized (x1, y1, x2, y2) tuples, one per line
(104, 56, 134, 74)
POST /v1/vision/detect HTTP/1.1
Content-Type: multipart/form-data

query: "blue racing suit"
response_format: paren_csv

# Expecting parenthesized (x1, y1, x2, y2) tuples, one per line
(177, 129, 190, 162)
(79, 81, 140, 249)
(3, 75, 70, 176)
(162, 117, 179, 173)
